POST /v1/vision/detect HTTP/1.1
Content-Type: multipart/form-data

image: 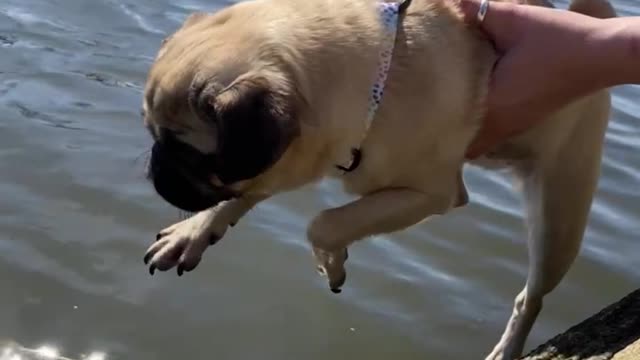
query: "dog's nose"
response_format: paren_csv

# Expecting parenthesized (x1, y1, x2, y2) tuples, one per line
(149, 142, 231, 212)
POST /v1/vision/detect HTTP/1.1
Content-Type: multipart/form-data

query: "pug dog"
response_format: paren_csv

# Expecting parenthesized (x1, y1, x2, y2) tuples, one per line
(140, 0, 616, 358)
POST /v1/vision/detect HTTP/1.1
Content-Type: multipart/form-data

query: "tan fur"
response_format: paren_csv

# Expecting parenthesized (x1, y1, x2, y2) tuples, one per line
(141, 0, 616, 358)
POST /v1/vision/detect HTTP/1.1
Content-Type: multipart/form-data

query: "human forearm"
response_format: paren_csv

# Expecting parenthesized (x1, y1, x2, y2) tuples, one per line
(457, 0, 640, 158)
(591, 17, 640, 86)
(459, 0, 640, 87)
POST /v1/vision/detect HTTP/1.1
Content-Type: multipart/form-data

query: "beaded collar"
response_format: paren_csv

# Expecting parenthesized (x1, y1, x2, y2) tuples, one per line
(336, 0, 412, 173)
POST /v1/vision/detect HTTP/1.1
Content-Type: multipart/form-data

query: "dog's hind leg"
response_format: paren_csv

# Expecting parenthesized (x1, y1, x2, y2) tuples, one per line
(308, 185, 458, 292)
(486, 98, 610, 360)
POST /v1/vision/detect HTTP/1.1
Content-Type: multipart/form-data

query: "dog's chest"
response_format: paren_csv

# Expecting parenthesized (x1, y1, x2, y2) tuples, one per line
(334, 137, 436, 196)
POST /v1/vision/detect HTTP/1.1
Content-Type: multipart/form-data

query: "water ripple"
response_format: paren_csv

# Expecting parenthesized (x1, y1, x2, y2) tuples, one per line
(6, 101, 85, 131)
(0, 0, 639, 359)
(115, 3, 165, 35)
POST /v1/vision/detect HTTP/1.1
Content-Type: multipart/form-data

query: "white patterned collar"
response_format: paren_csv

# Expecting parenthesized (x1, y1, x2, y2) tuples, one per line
(337, 0, 411, 173)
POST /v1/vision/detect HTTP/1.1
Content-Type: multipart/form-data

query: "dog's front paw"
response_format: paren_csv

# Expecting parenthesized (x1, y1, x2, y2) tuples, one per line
(144, 216, 225, 276)
(312, 246, 349, 294)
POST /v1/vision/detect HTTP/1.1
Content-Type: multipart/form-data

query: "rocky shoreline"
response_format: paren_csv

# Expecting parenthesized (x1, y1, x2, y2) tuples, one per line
(520, 288, 640, 360)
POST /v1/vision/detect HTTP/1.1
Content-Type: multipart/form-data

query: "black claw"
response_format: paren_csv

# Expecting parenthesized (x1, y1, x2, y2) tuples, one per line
(144, 253, 151, 265)
(183, 261, 198, 273)
(344, 248, 349, 260)
(329, 272, 346, 294)
(177, 264, 184, 277)
(149, 264, 156, 275)
(209, 234, 220, 245)
(229, 222, 237, 227)
(156, 233, 162, 241)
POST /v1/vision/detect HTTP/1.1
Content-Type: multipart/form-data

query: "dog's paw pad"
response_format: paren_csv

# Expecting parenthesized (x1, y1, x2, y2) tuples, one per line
(312, 246, 349, 293)
(316, 265, 327, 276)
(144, 229, 211, 276)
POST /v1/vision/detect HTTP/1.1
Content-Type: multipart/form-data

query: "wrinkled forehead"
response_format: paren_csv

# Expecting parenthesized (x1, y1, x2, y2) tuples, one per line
(142, 84, 218, 156)
(141, 88, 190, 147)
(142, 81, 180, 127)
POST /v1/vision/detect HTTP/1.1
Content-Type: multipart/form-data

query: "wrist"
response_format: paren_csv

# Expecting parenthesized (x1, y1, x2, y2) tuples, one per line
(588, 17, 640, 87)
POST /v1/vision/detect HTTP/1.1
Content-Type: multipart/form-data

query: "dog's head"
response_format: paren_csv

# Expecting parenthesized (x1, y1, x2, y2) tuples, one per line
(142, 8, 302, 212)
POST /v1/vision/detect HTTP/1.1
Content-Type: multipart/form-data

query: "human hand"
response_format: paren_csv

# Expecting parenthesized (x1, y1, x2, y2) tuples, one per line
(458, 0, 610, 158)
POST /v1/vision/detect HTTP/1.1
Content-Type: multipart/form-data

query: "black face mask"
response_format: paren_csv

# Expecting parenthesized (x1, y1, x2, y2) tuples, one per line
(148, 133, 237, 212)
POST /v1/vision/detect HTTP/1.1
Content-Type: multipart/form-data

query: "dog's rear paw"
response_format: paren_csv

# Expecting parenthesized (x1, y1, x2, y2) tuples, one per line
(313, 247, 349, 293)
(484, 353, 507, 360)
(144, 219, 222, 276)
(484, 344, 516, 360)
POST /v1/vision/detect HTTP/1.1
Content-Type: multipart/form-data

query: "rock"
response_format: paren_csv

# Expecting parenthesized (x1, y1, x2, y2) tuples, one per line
(520, 288, 640, 360)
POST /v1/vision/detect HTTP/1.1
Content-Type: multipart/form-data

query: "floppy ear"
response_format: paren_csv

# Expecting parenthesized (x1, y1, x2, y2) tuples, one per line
(191, 75, 300, 184)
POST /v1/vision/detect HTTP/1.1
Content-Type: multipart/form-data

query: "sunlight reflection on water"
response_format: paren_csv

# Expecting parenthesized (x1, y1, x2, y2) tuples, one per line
(0, 343, 106, 360)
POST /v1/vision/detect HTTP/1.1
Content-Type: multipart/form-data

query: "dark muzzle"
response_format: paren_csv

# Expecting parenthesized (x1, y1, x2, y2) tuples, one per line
(148, 140, 235, 212)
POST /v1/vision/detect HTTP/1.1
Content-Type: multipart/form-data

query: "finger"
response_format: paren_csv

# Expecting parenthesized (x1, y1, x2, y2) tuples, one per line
(457, 0, 482, 24)
(456, 0, 520, 51)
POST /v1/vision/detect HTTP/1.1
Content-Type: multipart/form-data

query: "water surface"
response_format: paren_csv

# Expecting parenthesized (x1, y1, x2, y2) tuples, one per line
(1, 0, 639, 359)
